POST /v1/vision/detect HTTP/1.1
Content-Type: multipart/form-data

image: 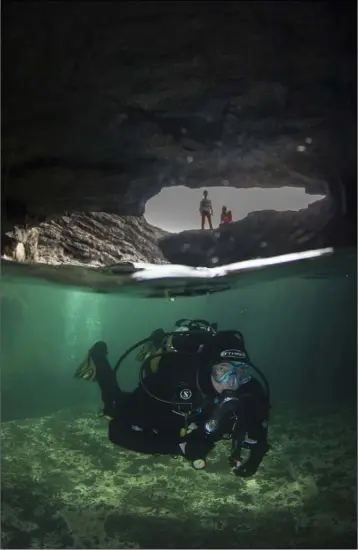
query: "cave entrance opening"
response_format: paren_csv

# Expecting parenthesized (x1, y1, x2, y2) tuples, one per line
(145, 186, 326, 233)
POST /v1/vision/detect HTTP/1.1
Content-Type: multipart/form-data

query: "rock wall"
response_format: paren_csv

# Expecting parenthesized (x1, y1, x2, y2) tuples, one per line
(158, 198, 346, 267)
(2, 2, 356, 241)
(6, 214, 167, 266)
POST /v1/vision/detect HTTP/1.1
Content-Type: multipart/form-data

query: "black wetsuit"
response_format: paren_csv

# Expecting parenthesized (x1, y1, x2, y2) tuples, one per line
(107, 350, 270, 474)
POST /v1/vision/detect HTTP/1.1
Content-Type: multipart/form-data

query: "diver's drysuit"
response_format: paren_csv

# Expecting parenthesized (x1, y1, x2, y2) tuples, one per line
(76, 326, 270, 476)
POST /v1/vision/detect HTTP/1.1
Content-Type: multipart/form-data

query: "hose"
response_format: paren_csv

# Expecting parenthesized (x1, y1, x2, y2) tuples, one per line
(113, 330, 270, 405)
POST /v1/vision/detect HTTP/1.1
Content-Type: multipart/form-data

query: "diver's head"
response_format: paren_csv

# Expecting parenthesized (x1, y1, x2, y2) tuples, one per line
(198, 330, 251, 395)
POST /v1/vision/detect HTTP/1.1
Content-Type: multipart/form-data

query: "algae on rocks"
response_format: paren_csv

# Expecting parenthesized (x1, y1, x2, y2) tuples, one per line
(1, 404, 356, 549)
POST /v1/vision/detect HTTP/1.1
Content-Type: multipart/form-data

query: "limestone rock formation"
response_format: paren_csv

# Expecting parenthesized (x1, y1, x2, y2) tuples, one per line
(158, 198, 347, 267)
(2, 2, 356, 248)
(6, 214, 168, 266)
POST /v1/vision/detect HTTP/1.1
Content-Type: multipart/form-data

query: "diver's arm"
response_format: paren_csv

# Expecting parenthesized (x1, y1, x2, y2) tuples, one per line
(230, 419, 268, 477)
(238, 418, 269, 477)
(230, 384, 270, 477)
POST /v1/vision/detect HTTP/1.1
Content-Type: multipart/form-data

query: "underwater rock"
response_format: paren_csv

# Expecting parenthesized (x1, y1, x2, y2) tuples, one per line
(2, 3, 356, 249)
(6, 213, 168, 266)
(2, 234, 26, 262)
(158, 198, 351, 267)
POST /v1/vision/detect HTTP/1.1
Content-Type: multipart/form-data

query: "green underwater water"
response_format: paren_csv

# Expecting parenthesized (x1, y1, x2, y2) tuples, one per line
(1, 249, 357, 549)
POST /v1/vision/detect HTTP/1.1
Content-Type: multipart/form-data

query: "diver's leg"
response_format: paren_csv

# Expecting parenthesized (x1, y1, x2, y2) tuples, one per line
(201, 212, 206, 230)
(108, 418, 181, 455)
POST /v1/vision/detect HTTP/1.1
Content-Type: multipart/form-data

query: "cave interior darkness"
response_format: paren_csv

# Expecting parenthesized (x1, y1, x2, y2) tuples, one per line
(1, 1, 356, 249)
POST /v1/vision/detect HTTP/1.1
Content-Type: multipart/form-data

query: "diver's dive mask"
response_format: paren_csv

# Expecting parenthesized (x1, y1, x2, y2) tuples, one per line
(211, 361, 251, 389)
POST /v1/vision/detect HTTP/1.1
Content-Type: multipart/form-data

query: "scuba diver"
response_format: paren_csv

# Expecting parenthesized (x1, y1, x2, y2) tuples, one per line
(74, 319, 270, 477)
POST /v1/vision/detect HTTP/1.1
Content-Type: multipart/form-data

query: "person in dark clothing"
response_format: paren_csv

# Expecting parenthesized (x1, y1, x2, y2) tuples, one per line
(74, 324, 270, 476)
(199, 190, 214, 230)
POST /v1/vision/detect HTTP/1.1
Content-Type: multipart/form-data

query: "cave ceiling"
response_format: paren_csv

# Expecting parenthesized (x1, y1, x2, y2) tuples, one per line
(2, 2, 356, 231)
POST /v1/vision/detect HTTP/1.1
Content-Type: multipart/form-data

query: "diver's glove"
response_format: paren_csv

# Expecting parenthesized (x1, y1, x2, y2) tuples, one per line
(230, 440, 270, 478)
(230, 456, 260, 478)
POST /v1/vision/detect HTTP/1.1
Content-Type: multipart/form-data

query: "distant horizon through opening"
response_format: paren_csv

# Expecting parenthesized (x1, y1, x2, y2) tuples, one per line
(145, 186, 326, 233)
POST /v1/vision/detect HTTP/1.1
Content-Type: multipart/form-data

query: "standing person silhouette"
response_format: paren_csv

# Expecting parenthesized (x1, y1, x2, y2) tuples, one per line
(199, 190, 213, 230)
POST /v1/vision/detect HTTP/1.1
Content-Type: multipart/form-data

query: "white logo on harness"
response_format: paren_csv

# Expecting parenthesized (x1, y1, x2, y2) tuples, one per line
(180, 389, 192, 400)
(220, 349, 247, 360)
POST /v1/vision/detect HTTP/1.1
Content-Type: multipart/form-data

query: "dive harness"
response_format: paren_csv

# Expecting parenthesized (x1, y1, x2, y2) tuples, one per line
(113, 329, 271, 471)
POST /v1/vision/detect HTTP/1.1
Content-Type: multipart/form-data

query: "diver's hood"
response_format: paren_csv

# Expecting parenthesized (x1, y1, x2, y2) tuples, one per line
(196, 330, 251, 396)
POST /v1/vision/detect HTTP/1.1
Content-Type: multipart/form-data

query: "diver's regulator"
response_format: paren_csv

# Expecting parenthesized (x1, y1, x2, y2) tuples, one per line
(204, 391, 240, 437)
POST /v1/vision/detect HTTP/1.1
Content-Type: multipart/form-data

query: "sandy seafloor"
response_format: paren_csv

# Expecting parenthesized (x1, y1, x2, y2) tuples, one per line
(1, 404, 356, 549)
